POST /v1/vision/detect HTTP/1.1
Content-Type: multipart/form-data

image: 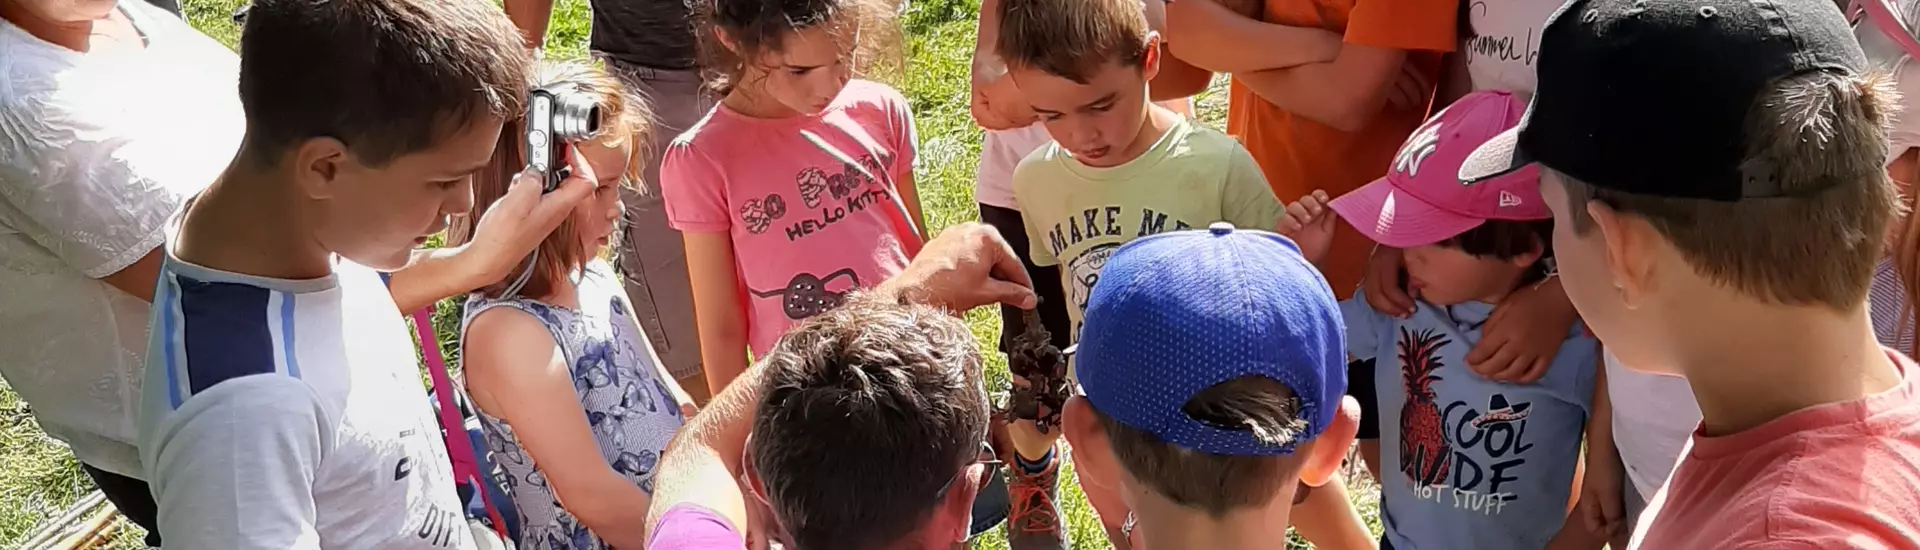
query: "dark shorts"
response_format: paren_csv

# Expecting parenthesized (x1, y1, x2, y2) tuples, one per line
(1349, 358, 1380, 440)
(978, 204, 1072, 352)
(83, 464, 161, 547)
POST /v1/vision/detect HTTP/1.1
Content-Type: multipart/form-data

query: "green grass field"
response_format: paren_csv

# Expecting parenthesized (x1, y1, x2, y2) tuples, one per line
(0, 0, 1378, 547)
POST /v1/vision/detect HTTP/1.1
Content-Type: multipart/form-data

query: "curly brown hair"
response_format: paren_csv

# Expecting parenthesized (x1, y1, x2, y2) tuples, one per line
(694, 0, 905, 96)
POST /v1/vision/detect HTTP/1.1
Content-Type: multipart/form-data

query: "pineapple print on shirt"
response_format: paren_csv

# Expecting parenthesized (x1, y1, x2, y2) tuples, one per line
(1396, 327, 1538, 516)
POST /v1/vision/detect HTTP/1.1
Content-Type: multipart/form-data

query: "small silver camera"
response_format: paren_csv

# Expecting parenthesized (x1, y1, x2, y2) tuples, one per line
(524, 84, 602, 192)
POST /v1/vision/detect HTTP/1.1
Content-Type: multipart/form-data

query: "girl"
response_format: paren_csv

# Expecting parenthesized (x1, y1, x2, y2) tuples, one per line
(453, 61, 695, 550)
(662, 0, 926, 392)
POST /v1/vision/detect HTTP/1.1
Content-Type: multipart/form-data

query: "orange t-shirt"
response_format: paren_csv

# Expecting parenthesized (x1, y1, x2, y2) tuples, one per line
(1227, 0, 1457, 297)
(1629, 350, 1920, 550)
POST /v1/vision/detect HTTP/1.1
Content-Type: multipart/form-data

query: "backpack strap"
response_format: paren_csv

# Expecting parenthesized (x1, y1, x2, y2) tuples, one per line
(1859, 0, 1920, 61)
(411, 306, 512, 542)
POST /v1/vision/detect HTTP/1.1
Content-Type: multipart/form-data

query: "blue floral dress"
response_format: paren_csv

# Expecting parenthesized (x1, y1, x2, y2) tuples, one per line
(461, 260, 686, 549)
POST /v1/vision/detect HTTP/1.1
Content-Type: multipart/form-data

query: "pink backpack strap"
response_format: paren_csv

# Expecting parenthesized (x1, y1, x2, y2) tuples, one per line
(1860, 0, 1920, 60)
(411, 306, 511, 541)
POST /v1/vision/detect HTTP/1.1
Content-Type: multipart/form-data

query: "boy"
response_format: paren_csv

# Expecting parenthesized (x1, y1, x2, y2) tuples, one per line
(993, 0, 1291, 543)
(1161, 0, 1455, 297)
(1460, 0, 1920, 545)
(134, 0, 581, 546)
(1282, 90, 1600, 549)
(1062, 223, 1362, 549)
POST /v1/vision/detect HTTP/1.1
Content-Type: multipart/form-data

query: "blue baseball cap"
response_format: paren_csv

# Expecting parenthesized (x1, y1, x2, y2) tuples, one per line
(1074, 222, 1346, 455)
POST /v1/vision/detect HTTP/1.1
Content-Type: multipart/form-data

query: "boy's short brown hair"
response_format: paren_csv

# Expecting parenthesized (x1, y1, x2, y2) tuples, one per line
(237, 0, 531, 166)
(1091, 375, 1307, 517)
(750, 296, 989, 550)
(996, 0, 1151, 83)
(1560, 70, 1903, 310)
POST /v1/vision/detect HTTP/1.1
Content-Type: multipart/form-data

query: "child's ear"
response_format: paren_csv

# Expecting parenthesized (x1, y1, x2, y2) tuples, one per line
(1299, 395, 1361, 487)
(1587, 201, 1658, 309)
(713, 27, 741, 55)
(291, 137, 350, 201)
(1141, 31, 1164, 82)
(1062, 397, 1119, 491)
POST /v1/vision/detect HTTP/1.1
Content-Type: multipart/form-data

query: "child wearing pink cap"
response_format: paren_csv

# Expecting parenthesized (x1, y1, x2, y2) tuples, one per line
(1282, 90, 1604, 550)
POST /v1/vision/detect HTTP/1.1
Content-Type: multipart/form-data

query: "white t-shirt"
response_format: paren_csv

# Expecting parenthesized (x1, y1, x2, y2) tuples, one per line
(1604, 350, 1701, 499)
(0, 1, 244, 477)
(1460, 0, 1562, 95)
(139, 234, 475, 549)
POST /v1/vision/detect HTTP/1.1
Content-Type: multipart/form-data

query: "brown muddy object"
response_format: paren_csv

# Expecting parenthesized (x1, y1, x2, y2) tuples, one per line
(1006, 308, 1070, 433)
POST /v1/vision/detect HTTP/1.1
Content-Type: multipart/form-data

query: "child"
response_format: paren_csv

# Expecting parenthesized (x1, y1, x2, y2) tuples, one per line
(453, 61, 695, 549)
(1460, 0, 1920, 545)
(1062, 223, 1362, 550)
(993, 0, 1308, 544)
(134, 0, 594, 546)
(966, 0, 1204, 544)
(661, 0, 926, 393)
(1282, 90, 1600, 549)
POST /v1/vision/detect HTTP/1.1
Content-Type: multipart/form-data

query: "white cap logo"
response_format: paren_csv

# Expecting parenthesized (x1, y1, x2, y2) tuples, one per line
(1394, 121, 1443, 178)
(1498, 190, 1522, 208)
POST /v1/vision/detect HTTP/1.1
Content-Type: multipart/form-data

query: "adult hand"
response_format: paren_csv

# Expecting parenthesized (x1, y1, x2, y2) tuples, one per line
(1362, 246, 1417, 318)
(457, 148, 597, 284)
(879, 222, 1037, 312)
(970, 58, 1039, 131)
(1468, 277, 1578, 384)
(1386, 61, 1430, 109)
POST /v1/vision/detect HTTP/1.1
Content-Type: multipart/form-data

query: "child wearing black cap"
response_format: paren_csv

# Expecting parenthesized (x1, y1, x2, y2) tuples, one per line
(1459, 0, 1920, 546)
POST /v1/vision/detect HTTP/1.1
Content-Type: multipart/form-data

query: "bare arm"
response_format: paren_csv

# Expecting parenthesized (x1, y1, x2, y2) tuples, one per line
(683, 232, 752, 393)
(464, 309, 653, 547)
(503, 0, 556, 51)
(1435, 51, 1475, 108)
(101, 248, 164, 302)
(388, 247, 488, 314)
(1234, 43, 1409, 132)
(1163, 0, 1342, 74)
(896, 172, 929, 242)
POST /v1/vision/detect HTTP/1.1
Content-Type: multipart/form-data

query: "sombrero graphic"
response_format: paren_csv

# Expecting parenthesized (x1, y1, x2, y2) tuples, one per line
(1470, 394, 1532, 428)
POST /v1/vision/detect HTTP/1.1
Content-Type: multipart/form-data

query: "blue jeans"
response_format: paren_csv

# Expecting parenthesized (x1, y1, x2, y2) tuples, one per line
(970, 467, 1012, 537)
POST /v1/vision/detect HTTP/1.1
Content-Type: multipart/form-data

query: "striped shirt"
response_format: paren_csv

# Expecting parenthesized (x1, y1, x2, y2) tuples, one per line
(1871, 257, 1916, 355)
(138, 249, 474, 550)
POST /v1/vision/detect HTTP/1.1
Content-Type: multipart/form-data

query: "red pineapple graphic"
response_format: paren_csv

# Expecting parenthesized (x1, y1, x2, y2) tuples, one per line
(1398, 328, 1454, 487)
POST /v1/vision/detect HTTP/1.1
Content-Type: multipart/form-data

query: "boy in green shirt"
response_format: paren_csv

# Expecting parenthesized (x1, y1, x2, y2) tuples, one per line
(995, 0, 1287, 545)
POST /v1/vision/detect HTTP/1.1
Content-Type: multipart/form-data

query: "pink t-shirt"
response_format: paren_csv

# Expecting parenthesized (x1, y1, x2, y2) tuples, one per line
(660, 79, 917, 356)
(1629, 350, 1920, 550)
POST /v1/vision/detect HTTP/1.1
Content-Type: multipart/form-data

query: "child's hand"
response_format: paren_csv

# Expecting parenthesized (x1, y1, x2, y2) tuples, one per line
(460, 147, 598, 284)
(1278, 190, 1337, 264)
(1579, 448, 1629, 546)
(1469, 277, 1578, 384)
(1363, 246, 1418, 318)
(970, 58, 1038, 131)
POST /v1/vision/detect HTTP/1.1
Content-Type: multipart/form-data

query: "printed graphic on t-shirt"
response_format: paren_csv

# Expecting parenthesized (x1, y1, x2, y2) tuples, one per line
(1397, 328, 1537, 516)
(1043, 205, 1198, 335)
(750, 269, 861, 320)
(1464, 1, 1540, 69)
(777, 153, 899, 241)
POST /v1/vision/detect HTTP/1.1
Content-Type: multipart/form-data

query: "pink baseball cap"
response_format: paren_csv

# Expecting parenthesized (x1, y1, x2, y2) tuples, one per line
(1329, 90, 1547, 249)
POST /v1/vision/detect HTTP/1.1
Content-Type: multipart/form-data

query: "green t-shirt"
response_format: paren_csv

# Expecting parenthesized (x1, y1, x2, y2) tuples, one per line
(1011, 118, 1285, 339)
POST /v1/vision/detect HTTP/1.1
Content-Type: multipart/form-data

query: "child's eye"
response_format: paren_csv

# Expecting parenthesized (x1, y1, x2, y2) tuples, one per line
(1091, 103, 1114, 113)
(1041, 113, 1064, 122)
(788, 67, 812, 76)
(433, 179, 462, 190)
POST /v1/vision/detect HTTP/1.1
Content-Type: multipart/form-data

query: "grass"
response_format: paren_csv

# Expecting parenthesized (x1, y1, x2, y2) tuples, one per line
(0, 0, 1378, 548)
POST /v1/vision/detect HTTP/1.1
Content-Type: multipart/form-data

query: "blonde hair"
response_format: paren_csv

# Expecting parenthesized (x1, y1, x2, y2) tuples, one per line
(1562, 70, 1903, 311)
(448, 60, 654, 299)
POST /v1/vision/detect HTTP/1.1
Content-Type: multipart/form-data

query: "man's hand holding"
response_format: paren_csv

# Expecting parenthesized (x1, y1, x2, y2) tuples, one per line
(970, 57, 1039, 131)
(878, 222, 1037, 313)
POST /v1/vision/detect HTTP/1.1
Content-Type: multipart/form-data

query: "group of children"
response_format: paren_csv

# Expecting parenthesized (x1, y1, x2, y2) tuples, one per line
(15, 0, 1920, 543)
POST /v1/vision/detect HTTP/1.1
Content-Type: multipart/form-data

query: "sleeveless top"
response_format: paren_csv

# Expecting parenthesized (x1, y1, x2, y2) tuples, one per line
(460, 260, 686, 549)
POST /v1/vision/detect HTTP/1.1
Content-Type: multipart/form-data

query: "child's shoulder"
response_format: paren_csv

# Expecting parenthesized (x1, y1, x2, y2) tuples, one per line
(835, 79, 910, 110)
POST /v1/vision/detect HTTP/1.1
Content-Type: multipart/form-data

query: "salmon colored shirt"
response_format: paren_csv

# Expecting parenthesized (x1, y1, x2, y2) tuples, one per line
(1629, 350, 1920, 550)
(1226, 0, 1457, 297)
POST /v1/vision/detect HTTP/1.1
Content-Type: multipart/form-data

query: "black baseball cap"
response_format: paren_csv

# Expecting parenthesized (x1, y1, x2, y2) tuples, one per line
(1459, 0, 1869, 201)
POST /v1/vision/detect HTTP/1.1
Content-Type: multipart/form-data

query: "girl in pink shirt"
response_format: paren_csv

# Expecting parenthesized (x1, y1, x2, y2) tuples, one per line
(660, 0, 926, 393)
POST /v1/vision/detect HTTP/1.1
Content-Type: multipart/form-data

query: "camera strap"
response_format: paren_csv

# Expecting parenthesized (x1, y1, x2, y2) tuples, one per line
(410, 306, 513, 542)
